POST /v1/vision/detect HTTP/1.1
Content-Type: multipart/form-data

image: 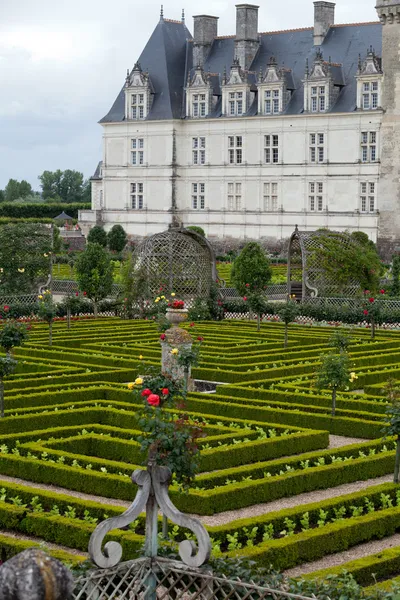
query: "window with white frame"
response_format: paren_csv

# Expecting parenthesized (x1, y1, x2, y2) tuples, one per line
(228, 136, 243, 164)
(310, 133, 325, 163)
(264, 89, 280, 114)
(192, 183, 205, 210)
(362, 81, 379, 110)
(192, 137, 206, 165)
(311, 85, 326, 113)
(130, 183, 144, 209)
(192, 94, 207, 118)
(229, 91, 244, 116)
(360, 182, 376, 212)
(131, 138, 144, 165)
(263, 182, 278, 211)
(227, 182, 242, 210)
(264, 135, 279, 164)
(99, 190, 104, 208)
(309, 182, 324, 211)
(361, 132, 377, 163)
(131, 94, 145, 119)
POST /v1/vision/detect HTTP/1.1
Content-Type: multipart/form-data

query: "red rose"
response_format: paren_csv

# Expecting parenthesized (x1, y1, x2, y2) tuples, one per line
(363, 309, 369, 316)
(369, 297, 374, 303)
(189, 322, 195, 327)
(243, 297, 247, 301)
(3, 306, 9, 311)
(245, 283, 250, 288)
(83, 291, 87, 296)
(380, 289, 385, 294)
(160, 334, 166, 340)
(161, 388, 169, 396)
(197, 336, 204, 342)
(147, 394, 160, 406)
(365, 290, 370, 295)
(75, 292, 79, 297)
(141, 388, 152, 397)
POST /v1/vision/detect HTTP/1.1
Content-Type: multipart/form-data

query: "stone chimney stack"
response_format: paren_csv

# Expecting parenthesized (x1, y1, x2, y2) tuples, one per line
(235, 4, 260, 70)
(193, 15, 219, 67)
(313, 1, 335, 45)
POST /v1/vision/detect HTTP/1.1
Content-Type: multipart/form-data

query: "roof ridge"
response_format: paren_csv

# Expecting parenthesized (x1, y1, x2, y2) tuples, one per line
(215, 21, 380, 40)
(163, 18, 184, 24)
(259, 26, 313, 35)
(333, 21, 380, 27)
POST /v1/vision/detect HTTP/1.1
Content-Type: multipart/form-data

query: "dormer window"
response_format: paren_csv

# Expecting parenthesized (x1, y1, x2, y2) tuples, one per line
(229, 91, 243, 116)
(193, 94, 207, 117)
(125, 62, 153, 121)
(311, 86, 326, 112)
(265, 90, 280, 114)
(186, 65, 212, 119)
(303, 51, 343, 114)
(257, 57, 292, 116)
(356, 48, 382, 111)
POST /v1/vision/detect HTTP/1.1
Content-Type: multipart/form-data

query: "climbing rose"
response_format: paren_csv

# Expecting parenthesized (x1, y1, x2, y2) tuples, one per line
(161, 388, 169, 396)
(147, 394, 160, 407)
(141, 388, 152, 397)
(3, 306, 9, 311)
(369, 297, 375, 303)
(363, 309, 369, 316)
(380, 289, 385, 294)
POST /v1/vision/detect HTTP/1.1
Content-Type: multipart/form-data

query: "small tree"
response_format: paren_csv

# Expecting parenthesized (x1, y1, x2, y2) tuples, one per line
(120, 253, 150, 319)
(37, 290, 58, 345)
(328, 329, 352, 353)
(107, 224, 127, 253)
(231, 242, 272, 331)
(0, 356, 17, 417)
(316, 351, 350, 417)
(382, 380, 400, 483)
(0, 320, 29, 417)
(362, 289, 385, 339)
(87, 225, 107, 247)
(277, 298, 298, 348)
(75, 243, 113, 317)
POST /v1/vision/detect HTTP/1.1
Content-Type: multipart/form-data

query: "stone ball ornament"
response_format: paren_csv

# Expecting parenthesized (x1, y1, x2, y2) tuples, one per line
(0, 548, 74, 600)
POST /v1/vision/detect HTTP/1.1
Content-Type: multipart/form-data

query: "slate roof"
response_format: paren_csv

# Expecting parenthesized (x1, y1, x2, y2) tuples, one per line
(100, 18, 382, 123)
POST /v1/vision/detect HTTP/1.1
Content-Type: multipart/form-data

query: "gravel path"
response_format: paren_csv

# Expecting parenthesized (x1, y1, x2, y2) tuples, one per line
(0, 529, 88, 557)
(328, 435, 367, 449)
(284, 533, 400, 578)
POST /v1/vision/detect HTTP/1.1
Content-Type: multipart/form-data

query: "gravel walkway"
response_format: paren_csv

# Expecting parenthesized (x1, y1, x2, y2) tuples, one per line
(284, 533, 400, 578)
(0, 529, 88, 557)
(328, 435, 366, 449)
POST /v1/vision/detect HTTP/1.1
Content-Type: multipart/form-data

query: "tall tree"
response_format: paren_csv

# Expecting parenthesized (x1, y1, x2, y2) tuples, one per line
(231, 242, 272, 331)
(39, 169, 86, 203)
(88, 225, 108, 247)
(4, 179, 33, 202)
(107, 224, 127, 253)
(75, 243, 113, 317)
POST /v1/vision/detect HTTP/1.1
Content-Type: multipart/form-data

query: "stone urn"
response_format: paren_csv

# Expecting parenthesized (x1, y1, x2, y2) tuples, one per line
(166, 308, 188, 328)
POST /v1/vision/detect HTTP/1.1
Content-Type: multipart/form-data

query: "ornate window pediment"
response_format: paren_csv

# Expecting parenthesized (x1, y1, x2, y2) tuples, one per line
(221, 58, 252, 117)
(185, 65, 212, 118)
(302, 51, 339, 113)
(124, 62, 153, 120)
(257, 57, 290, 115)
(356, 48, 383, 111)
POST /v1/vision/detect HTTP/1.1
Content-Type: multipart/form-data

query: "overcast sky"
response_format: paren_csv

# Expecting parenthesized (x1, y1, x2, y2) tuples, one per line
(0, 0, 377, 190)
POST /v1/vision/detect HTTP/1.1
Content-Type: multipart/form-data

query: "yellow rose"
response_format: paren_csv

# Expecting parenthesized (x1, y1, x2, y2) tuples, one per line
(18, 268, 25, 273)
(139, 355, 143, 360)
(127, 382, 135, 390)
(161, 296, 165, 300)
(44, 253, 48, 257)
(38, 295, 43, 300)
(170, 348, 179, 355)
(135, 377, 143, 385)
(155, 297, 160, 303)
(171, 293, 176, 297)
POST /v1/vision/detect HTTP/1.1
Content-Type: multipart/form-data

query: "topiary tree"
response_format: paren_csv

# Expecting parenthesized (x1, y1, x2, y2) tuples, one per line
(87, 225, 107, 247)
(328, 329, 352, 353)
(107, 224, 127, 253)
(231, 242, 272, 331)
(316, 351, 350, 417)
(382, 379, 400, 483)
(37, 290, 58, 346)
(75, 243, 113, 317)
(0, 319, 29, 417)
(277, 298, 298, 348)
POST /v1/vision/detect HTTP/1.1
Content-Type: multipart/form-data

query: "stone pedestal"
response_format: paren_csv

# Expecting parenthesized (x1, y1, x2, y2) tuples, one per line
(161, 327, 193, 386)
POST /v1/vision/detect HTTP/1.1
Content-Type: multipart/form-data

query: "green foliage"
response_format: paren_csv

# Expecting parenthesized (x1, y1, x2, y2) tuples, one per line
(39, 170, 88, 203)
(276, 300, 298, 325)
(37, 291, 58, 324)
(0, 223, 52, 294)
(231, 242, 272, 296)
(87, 226, 107, 247)
(0, 355, 17, 379)
(107, 225, 127, 253)
(328, 329, 352, 353)
(0, 321, 29, 353)
(4, 179, 33, 202)
(0, 202, 89, 220)
(392, 255, 400, 297)
(383, 380, 400, 439)
(186, 226, 205, 238)
(120, 254, 149, 319)
(316, 352, 350, 392)
(75, 243, 113, 316)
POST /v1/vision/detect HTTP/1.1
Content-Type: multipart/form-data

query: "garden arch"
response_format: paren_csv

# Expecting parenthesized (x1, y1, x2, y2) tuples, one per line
(133, 228, 217, 300)
(287, 226, 361, 300)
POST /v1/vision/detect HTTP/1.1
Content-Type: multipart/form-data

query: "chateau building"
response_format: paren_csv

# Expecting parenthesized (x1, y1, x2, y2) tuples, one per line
(79, 0, 400, 245)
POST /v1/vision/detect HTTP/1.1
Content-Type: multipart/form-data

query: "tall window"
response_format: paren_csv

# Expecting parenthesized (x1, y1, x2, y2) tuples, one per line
(263, 183, 278, 211)
(360, 182, 376, 212)
(361, 132, 377, 163)
(130, 183, 144, 209)
(131, 94, 145, 119)
(311, 86, 326, 112)
(131, 138, 144, 165)
(362, 82, 379, 110)
(229, 92, 244, 116)
(264, 135, 279, 164)
(310, 133, 325, 163)
(227, 183, 242, 210)
(99, 190, 103, 208)
(192, 137, 206, 165)
(192, 94, 207, 118)
(264, 90, 280, 114)
(309, 182, 324, 211)
(192, 183, 205, 209)
(228, 136, 243, 164)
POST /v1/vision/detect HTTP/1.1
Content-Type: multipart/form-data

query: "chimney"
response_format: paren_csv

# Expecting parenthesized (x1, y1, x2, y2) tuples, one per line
(193, 15, 218, 67)
(313, 1, 335, 46)
(235, 4, 260, 70)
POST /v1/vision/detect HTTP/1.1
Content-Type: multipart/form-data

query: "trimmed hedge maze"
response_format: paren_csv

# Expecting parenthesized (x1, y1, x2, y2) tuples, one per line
(2, 318, 400, 590)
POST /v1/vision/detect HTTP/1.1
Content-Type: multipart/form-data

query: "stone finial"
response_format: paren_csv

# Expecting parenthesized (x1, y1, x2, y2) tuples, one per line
(182, 8, 185, 22)
(0, 549, 74, 600)
(160, 4, 164, 19)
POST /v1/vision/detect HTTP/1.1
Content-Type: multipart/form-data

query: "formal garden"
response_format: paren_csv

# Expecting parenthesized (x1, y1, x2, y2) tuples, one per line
(3, 224, 400, 598)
